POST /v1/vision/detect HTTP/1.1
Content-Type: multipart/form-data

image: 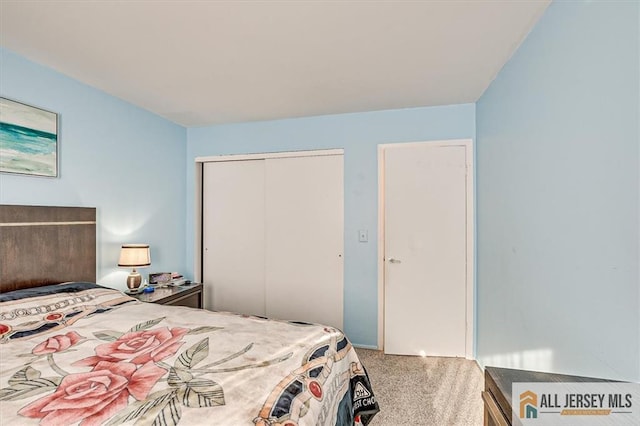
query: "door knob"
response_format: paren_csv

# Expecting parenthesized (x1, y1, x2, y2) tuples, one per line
(388, 258, 402, 264)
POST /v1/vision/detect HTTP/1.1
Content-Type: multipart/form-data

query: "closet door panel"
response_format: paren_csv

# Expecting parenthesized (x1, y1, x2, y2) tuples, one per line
(264, 155, 344, 329)
(202, 160, 266, 316)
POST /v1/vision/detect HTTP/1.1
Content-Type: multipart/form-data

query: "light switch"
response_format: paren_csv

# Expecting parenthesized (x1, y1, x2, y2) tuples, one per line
(358, 229, 368, 243)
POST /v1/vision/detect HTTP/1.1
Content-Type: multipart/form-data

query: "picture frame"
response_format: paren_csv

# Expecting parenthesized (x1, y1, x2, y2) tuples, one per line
(0, 97, 59, 177)
(149, 272, 173, 285)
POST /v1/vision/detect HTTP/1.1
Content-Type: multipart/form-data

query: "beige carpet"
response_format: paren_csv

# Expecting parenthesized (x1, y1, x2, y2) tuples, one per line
(355, 348, 484, 426)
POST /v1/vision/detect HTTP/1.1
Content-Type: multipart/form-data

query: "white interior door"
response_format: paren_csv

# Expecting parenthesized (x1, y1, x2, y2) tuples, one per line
(202, 160, 266, 316)
(383, 143, 468, 357)
(264, 155, 344, 330)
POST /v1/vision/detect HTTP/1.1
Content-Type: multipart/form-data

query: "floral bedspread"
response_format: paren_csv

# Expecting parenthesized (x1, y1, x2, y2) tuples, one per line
(0, 283, 378, 426)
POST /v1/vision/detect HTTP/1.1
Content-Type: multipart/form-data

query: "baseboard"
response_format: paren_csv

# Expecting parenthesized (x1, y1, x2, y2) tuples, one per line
(352, 343, 379, 350)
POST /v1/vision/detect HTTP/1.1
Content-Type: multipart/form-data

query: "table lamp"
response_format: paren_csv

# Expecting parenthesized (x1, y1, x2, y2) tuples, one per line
(118, 244, 151, 293)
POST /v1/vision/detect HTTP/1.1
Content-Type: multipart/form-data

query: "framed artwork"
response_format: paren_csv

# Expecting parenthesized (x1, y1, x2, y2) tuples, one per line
(0, 97, 58, 177)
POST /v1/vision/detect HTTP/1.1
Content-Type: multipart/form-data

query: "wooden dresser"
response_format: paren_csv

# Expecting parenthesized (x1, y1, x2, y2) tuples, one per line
(483, 366, 612, 426)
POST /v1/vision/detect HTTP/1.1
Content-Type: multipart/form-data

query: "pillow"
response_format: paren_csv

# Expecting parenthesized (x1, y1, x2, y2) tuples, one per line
(0, 282, 105, 302)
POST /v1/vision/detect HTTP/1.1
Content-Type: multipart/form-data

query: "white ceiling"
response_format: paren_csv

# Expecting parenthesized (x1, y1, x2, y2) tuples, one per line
(0, 1, 550, 127)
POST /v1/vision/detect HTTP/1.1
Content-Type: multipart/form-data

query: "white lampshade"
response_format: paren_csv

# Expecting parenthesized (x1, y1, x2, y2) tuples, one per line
(118, 244, 151, 267)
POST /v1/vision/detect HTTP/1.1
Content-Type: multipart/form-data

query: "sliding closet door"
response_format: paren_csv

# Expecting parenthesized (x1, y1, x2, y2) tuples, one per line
(264, 155, 344, 330)
(202, 160, 266, 316)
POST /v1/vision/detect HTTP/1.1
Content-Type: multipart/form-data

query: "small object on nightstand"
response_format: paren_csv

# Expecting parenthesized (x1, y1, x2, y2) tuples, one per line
(143, 286, 155, 293)
(149, 272, 173, 285)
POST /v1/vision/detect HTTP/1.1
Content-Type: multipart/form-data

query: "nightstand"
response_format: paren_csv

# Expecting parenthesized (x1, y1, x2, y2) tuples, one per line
(130, 283, 203, 308)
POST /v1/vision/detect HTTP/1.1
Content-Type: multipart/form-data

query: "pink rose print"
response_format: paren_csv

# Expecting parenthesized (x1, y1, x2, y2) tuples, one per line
(32, 331, 84, 355)
(18, 360, 165, 426)
(74, 327, 188, 367)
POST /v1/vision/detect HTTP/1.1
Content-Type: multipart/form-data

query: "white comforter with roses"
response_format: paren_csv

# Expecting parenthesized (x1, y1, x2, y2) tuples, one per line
(0, 283, 378, 426)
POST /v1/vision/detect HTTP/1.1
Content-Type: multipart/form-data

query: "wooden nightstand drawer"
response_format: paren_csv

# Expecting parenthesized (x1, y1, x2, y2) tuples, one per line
(164, 290, 201, 308)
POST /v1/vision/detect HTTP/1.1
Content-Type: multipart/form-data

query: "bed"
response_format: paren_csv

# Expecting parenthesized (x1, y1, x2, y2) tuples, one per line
(0, 205, 379, 426)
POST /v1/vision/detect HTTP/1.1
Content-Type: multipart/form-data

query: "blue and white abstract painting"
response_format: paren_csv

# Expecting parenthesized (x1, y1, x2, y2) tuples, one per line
(0, 97, 58, 177)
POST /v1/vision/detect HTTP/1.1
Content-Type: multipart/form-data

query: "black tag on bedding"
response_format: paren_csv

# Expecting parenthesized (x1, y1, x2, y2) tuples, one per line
(350, 371, 379, 423)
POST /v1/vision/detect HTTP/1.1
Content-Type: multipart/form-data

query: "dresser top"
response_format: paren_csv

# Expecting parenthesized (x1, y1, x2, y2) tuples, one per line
(485, 366, 614, 407)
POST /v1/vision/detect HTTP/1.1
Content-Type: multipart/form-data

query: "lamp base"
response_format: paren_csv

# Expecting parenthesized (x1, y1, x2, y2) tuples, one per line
(126, 269, 142, 290)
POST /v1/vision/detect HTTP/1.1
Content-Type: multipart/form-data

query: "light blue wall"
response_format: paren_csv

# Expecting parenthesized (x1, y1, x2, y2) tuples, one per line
(0, 48, 187, 290)
(476, 1, 640, 381)
(187, 105, 475, 347)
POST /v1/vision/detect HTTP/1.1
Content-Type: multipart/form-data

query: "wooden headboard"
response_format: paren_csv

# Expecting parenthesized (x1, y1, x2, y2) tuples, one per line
(0, 205, 96, 292)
